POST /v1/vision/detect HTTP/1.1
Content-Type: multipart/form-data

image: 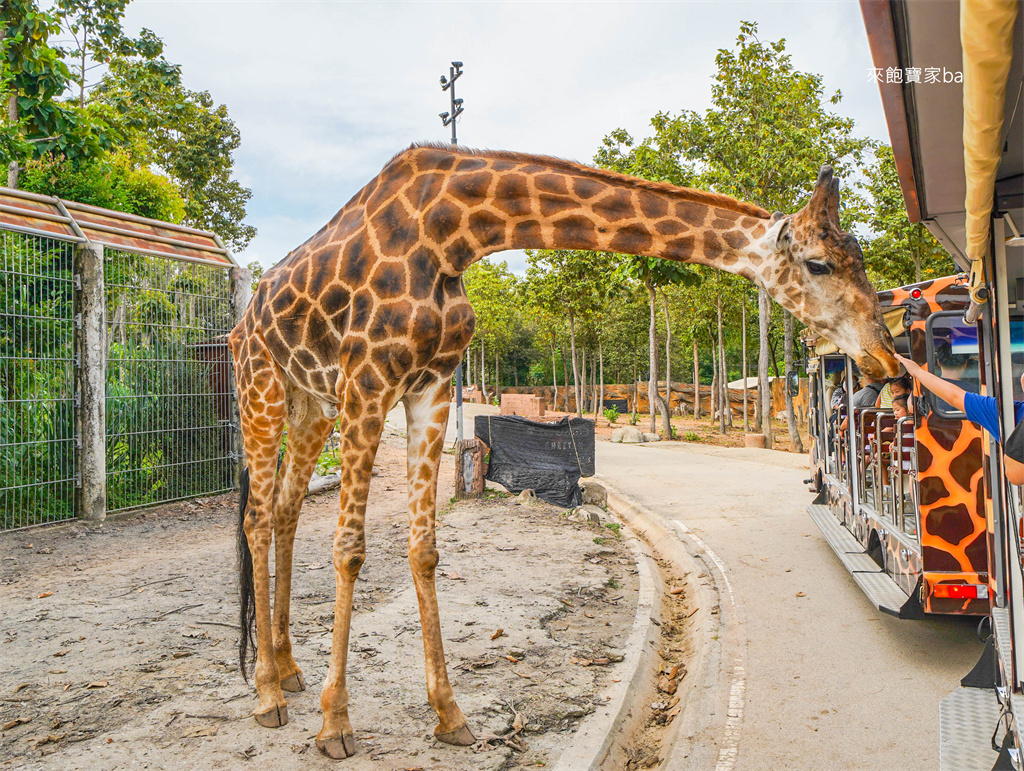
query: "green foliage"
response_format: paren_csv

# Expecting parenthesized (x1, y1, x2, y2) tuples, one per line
(247, 261, 264, 293)
(604, 522, 621, 538)
(629, 412, 639, 426)
(603, 406, 620, 423)
(860, 144, 955, 289)
(19, 150, 185, 222)
(683, 431, 701, 442)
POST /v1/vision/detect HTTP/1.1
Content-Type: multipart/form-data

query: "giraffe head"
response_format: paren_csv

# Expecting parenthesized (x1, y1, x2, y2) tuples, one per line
(758, 166, 898, 379)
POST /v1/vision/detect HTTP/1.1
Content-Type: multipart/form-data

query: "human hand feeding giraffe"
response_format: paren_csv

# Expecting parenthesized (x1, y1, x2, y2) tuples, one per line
(229, 144, 898, 759)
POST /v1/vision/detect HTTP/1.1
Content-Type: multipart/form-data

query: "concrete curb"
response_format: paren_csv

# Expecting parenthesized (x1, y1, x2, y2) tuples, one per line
(600, 481, 749, 771)
(552, 527, 661, 771)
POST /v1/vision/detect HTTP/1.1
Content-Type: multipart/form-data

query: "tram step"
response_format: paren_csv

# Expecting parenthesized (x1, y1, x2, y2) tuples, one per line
(939, 687, 1004, 771)
(806, 504, 912, 616)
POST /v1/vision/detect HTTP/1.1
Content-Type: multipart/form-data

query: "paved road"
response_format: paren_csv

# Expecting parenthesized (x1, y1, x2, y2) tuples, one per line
(596, 438, 983, 771)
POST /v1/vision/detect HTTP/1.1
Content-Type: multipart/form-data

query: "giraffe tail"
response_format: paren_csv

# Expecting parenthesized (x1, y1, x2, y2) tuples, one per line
(237, 466, 256, 682)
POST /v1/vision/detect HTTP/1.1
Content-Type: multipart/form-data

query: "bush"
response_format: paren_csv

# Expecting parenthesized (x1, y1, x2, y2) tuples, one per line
(683, 431, 701, 442)
(603, 406, 620, 423)
(629, 411, 640, 426)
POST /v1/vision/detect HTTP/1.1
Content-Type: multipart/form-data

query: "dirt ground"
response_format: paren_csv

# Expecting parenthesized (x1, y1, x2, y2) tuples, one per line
(0, 430, 640, 770)
(545, 409, 809, 453)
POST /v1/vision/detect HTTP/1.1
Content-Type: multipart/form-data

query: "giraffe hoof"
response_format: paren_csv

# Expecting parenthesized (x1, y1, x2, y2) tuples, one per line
(316, 734, 356, 759)
(254, 703, 288, 728)
(280, 672, 306, 692)
(435, 722, 476, 746)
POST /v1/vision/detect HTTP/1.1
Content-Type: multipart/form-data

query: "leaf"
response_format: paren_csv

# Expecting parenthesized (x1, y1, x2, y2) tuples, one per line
(489, 628, 505, 641)
(86, 680, 108, 689)
(2, 717, 30, 730)
(37, 592, 52, 599)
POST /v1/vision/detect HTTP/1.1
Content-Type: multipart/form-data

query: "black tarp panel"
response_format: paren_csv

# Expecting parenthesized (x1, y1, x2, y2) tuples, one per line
(474, 415, 595, 508)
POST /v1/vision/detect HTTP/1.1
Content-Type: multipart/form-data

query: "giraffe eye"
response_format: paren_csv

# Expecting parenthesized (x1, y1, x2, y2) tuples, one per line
(807, 260, 832, 275)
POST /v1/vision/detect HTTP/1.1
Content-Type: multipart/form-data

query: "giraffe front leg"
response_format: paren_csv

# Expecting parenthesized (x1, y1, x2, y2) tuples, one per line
(404, 383, 475, 746)
(273, 405, 335, 693)
(316, 398, 384, 760)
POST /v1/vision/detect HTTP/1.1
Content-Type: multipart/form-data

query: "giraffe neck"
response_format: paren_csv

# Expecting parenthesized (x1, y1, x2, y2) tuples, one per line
(403, 147, 775, 283)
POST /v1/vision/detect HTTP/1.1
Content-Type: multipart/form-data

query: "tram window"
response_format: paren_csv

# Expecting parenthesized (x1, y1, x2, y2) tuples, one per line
(926, 312, 981, 419)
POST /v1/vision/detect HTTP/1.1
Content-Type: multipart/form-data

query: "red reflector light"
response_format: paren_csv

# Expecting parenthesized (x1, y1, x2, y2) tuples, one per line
(910, 288, 923, 299)
(932, 584, 982, 599)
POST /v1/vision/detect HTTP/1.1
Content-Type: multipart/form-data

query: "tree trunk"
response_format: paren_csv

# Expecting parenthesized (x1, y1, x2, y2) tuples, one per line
(758, 287, 773, 449)
(551, 339, 558, 412)
(632, 353, 638, 416)
(692, 338, 700, 420)
(709, 326, 718, 426)
(569, 314, 582, 417)
(494, 347, 500, 403)
(598, 340, 605, 422)
(784, 312, 804, 453)
(561, 345, 571, 413)
(480, 339, 489, 404)
(662, 290, 672, 417)
(645, 277, 671, 436)
(742, 296, 749, 432)
(581, 347, 587, 415)
(7, 93, 19, 189)
(717, 293, 727, 434)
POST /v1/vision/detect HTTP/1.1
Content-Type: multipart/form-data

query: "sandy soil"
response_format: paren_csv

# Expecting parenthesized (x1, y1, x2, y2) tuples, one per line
(543, 409, 809, 453)
(0, 431, 640, 770)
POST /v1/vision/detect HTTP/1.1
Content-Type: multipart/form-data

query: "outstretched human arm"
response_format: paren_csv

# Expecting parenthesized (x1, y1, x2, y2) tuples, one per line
(895, 354, 967, 412)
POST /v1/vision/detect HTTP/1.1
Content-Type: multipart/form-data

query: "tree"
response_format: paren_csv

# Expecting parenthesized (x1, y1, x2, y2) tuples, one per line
(862, 144, 954, 288)
(54, 0, 132, 108)
(463, 258, 517, 403)
(644, 21, 871, 448)
(594, 132, 700, 435)
(1, 0, 107, 187)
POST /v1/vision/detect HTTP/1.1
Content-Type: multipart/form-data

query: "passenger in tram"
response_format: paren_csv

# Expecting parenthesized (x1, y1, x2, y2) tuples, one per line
(1005, 420, 1024, 485)
(892, 395, 910, 420)
(838, 373, 883, 433)
(875, 374, 913, 409)
(896, 353, 1024, 439)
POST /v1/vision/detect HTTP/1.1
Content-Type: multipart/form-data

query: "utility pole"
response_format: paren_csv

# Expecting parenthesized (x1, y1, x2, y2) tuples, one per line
(439, 61, 465, 445)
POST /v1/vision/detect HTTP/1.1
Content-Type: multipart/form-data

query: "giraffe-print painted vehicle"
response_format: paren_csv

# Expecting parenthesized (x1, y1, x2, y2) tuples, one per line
(806, 274, 988, 616)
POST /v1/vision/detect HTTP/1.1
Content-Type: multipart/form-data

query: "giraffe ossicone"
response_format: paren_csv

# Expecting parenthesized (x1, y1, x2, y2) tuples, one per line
(228, 144, 897, 759)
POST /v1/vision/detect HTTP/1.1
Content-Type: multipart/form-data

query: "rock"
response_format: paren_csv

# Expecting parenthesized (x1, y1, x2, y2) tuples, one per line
(514, 489, 537, 506)
(573, 504, 607, 525)
(611, 426, 644, 443)
(579, 480, 607, 508)
(642, 432, 660, 443)
(744, 433, 767, 449)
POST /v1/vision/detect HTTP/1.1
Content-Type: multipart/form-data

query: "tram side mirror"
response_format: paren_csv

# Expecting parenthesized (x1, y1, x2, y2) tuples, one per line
(786, 370, 800, 397)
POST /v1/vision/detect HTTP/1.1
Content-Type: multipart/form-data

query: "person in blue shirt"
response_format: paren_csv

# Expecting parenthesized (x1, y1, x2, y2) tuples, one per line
(895, 353, 1024, 438)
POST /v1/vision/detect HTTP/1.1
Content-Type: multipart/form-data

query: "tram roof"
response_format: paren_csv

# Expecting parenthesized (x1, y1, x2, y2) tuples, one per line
(860, 0, 1022, 269)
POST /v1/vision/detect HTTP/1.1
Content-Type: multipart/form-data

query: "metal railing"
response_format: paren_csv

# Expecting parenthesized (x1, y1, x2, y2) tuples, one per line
(104, 249, 236, 513)
(0, 188, 246, 532)
(0, 231, 77, 529)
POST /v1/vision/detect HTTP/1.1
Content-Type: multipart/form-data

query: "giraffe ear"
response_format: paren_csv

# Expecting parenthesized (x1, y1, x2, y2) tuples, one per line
(763, 216, 792, 251)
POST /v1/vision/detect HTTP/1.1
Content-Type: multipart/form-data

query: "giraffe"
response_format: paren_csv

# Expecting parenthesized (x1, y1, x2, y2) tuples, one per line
(228, 144, 899, 759)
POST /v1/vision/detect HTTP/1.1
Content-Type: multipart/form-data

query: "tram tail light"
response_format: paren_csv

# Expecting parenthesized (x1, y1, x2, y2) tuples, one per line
(931, 583, 988, 600)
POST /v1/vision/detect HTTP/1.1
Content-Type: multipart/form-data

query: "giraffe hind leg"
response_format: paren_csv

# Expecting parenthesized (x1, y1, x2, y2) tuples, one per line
(403, 380, 475, 745)
(233, 331, 289, 728)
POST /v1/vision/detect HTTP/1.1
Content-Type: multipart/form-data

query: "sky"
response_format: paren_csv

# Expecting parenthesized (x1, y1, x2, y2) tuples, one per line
(120, 0, 892, 274)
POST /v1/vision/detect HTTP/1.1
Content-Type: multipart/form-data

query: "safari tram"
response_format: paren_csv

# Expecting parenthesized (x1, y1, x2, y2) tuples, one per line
(803, 274, 990, 619)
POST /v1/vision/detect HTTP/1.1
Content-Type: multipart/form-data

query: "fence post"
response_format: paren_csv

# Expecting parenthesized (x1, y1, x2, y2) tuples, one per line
(229, 267, 252, 484)
(75, 242, 106, 522)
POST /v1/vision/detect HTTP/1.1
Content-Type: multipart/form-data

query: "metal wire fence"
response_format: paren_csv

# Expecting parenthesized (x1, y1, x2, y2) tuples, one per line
(104, 249, 236, 513)
(0, 231, 77, 530)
